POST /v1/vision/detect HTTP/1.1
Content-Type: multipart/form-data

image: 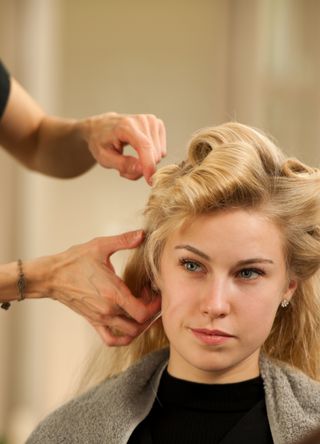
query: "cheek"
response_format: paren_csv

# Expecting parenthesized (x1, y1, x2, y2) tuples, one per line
(160, 293, 180, 339)
(160, 283, 196, 332)
(241, 297, 280, 339)
(245, 277, 285, 315)
(161, 287, 186, 317)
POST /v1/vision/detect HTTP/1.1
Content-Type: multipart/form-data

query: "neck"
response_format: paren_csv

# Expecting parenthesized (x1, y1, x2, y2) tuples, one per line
(167, 348, 260, 384)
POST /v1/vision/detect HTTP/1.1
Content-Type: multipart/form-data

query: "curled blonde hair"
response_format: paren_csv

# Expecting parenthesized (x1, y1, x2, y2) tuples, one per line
(86, 122, 320, 386)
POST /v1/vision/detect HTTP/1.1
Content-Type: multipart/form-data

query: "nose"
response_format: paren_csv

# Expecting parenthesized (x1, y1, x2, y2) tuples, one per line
(199, 278, 231, 319)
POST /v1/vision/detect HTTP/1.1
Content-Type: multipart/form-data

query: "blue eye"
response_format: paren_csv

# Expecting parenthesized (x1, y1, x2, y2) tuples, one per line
(180, 259, 202, 273)
(238, 268, 263, 280)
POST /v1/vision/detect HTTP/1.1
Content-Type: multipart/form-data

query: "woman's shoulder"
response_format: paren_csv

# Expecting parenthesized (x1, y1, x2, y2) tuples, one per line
(260, 354, 320, 398)
(260, 354, 320, 444)
(25, 373, 129, 444)
(26, 348, 169, 444)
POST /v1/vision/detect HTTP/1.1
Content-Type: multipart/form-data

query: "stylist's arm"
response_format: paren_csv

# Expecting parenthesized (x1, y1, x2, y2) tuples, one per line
(0, 77, 166, 184)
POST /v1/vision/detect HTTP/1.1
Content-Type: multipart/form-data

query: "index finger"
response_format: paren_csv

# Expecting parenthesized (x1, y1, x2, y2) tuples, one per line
(118, 125, 157, 184)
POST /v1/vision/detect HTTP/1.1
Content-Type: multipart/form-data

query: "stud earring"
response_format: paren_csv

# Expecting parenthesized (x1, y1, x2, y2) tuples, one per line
(281, 299, 290, 308)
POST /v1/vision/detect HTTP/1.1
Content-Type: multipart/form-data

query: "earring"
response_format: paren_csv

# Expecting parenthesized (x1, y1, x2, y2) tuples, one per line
(281, 299, 290, 308)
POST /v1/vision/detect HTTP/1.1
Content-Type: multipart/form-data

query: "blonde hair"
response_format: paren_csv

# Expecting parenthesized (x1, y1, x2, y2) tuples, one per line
(84, 122, 320, 388)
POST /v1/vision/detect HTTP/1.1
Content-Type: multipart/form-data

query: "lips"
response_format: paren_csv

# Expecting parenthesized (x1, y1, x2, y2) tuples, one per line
(192, 328, 233, 337)
(190, 328, 234, 345)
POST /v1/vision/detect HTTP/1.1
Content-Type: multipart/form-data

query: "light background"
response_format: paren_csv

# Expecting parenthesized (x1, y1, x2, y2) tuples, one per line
(0, 1, 320, 442)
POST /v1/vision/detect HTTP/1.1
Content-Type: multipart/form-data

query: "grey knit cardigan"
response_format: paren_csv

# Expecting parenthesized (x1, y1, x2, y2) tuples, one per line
(26, 348, 320, 444)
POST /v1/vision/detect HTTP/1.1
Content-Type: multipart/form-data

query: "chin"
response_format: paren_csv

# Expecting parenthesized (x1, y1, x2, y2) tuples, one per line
(186, 350, 235, 373)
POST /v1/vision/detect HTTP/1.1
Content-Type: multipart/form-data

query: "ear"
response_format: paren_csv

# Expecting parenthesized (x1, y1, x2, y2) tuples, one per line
(283, 277, 298, 302)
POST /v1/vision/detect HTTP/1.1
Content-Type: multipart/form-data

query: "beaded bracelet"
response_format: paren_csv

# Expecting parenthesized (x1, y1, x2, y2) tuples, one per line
(1, 259, 26, 310)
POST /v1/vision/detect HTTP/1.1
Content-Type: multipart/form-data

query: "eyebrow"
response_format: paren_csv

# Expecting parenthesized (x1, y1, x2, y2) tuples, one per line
(174, 245, 211, 260)
(236, 258, 274, 266)
(174, 245, 274, 265)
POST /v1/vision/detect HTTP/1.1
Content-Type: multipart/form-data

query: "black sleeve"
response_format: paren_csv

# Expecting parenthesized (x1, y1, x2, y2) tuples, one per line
(0, 60, 11, 119)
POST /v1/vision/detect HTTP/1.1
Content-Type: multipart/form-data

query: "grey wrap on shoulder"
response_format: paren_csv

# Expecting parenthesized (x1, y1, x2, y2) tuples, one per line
(26, 349, 320, 444)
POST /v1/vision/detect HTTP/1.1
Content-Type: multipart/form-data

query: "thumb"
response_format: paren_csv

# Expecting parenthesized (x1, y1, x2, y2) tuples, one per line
(104, 230, 145, 256)
(118, 156, 144, 180)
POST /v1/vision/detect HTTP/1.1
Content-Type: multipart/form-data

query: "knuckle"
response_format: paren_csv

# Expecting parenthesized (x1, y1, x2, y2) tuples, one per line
(104, 337, 118, 347)
(105, 288, 120, 306)
(89, 237, 103, 251)
(106, 111, 118, 119)
(97, 310, 111, 323)
(135, 309, 149, 324)
(135, 114, 151, 128)
(128, 324, 141, 337)
(121, 115, 136, 129)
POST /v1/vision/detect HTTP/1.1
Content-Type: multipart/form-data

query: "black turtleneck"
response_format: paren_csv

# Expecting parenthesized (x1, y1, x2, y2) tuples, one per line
(129, 368, 274, 444)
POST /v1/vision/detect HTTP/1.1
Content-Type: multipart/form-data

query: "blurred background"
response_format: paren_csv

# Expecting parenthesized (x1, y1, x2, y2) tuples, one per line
(0, 0, 320, 442)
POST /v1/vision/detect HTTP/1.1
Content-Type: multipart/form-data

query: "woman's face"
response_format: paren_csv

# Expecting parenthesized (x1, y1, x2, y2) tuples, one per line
(158, 209, 296, 384)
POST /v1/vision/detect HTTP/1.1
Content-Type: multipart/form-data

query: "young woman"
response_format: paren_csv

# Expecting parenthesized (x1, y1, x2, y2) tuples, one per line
(27, 122, 320, 444)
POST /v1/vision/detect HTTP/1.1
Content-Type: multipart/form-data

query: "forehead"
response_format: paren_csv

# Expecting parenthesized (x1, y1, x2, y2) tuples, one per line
(164, 209, 285, 261)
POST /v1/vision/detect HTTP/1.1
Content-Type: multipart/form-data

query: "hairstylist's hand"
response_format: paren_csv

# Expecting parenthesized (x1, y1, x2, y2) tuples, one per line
(80, 112, 166, 185)
(46, 230, 161, 346)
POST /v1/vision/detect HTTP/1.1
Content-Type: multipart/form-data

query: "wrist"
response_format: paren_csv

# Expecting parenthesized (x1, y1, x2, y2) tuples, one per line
(77, 111, 119, 144)
(0, 256, 56, 306)
(0, 261, 20, 303)
(76, 116, 96, 147)
(21, 255, 59, 300)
